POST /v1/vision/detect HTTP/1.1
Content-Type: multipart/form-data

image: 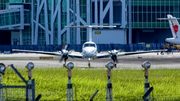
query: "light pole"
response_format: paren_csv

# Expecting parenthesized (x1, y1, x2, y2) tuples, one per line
(25, 62, 34, 101)
(142, 61, 151, 101)
(105, 62, 115, 101)
(65, 62, 74, 101)
(0, 63, 6, 101)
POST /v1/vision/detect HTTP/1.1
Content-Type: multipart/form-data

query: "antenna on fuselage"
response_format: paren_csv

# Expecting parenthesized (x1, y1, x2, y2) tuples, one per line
(65, 25, 116, 42)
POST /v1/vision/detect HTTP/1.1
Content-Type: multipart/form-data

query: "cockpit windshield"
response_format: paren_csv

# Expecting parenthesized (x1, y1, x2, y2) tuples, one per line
(84, 43, 96, 47)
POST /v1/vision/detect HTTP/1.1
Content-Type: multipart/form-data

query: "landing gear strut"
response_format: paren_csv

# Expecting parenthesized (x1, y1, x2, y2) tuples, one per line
(88, 58, 91, 68)
(63, 57, 68, 67)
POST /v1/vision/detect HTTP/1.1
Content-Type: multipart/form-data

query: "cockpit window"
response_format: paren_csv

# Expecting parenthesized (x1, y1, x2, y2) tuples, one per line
(84, 43, 96, 47)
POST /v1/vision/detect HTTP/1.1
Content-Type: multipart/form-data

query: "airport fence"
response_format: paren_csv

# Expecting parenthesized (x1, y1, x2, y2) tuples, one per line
(0, 43, 166, 54)
(0, 64, 39, 101)
(1, 66, 180, 100)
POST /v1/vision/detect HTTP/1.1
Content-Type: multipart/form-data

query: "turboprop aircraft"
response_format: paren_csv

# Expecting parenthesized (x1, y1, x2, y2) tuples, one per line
(13, 25, 161, 67)
(158, 14, 180, 44)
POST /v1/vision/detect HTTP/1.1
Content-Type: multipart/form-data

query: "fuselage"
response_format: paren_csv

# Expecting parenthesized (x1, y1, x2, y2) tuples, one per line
(82, 42, 97, 59)
(165, 38, 180, 44)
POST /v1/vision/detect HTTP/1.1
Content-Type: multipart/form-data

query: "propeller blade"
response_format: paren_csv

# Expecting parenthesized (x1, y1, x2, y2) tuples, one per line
(62, 44, 70, 50)
(60, 44, 70, 63)
(115, 56, 119, 63)
(111, 54, 119, 63)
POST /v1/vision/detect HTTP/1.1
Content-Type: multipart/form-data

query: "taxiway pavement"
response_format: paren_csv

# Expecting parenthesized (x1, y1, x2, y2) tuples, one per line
(0, 52, 179, 69)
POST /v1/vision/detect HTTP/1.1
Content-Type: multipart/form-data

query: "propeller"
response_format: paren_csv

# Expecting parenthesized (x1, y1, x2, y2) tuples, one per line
(108, 50, 119, 63)
(108, 44, 119, 63)
(59, 45, 70, 64)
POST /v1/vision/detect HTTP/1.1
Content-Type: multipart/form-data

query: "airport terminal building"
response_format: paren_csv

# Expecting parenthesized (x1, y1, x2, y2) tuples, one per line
(0, 0, 180, 45)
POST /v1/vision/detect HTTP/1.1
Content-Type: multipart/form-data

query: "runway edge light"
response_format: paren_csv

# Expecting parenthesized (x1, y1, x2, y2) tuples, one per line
(0, 63, 6, 75)
(25, 62, 34, 101)
(105, 61, 114, 101)
(142, 61, 152, 101)
(65, 62, 74, 101)
(0, 63, 6, 101)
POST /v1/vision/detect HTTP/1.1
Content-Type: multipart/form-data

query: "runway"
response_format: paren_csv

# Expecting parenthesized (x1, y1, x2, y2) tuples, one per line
(0, 52, 180, 69)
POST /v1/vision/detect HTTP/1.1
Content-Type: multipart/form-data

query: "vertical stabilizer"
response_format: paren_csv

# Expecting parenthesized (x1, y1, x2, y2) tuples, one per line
(167, 14, 180, 38)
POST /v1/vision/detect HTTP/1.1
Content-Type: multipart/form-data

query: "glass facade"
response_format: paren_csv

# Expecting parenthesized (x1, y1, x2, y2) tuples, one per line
(92, 1, 122, 24)
(22, 27, 31, 45)
(79, 0, 87, 44)
(61, 0, 67, 45)
(130, 0, 180, 28)
(0, 0, 31, 45)
(0, 0, 9, 10)
(80, 0, 86, 22)
(0, 12, 20, 26)
(9, 0, 22, 3)
(38, 27, 46, 45)
(24, 11, 30, 24)
(32, 0, 88, 45)
(2, 0, 178, 44)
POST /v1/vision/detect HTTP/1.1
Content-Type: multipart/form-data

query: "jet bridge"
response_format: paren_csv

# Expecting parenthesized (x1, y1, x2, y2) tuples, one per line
(0, 4, 30, 30)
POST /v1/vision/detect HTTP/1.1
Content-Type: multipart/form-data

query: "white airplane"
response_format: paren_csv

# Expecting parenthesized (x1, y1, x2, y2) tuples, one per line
(158, 14, 180, 44)
(13, 25, 161, 67)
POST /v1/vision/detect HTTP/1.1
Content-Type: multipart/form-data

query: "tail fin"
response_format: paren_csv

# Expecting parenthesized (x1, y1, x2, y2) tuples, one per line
(62, 44, 69, 50)
(167, 14, 180, 38)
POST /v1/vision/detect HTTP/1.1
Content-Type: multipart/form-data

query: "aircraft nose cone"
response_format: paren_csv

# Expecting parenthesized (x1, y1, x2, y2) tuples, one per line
(86, 52, 92, 56)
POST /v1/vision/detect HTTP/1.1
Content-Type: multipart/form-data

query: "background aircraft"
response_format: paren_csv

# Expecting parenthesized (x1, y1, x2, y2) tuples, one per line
(158, 14, 180, 44)
(13, 26, 161, 67)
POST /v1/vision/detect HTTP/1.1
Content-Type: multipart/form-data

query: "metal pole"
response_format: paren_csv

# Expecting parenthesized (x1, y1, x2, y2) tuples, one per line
(0, 76, 4, 101)
(28, 76, 32, 101)
(32, 79, 36, 101)
(10, 64, 27, 84)
(67, 70, 73, 101)
(144, 71, 151, 101)
(106, 70, 113, 101)
(90, 90, 99, 101)
(128, 0, 132, 44)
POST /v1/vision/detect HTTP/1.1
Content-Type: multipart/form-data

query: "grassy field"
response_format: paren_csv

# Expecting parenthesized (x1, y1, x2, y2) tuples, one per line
(2, 67, 180, 101)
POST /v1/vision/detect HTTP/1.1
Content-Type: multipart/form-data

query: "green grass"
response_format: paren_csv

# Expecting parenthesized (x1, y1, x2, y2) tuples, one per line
(2, 68, 180, 101)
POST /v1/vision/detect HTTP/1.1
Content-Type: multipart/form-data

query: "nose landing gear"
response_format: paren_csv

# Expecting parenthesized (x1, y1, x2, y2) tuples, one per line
(88, 58, 91, 68)
(88, 63, 90, 68)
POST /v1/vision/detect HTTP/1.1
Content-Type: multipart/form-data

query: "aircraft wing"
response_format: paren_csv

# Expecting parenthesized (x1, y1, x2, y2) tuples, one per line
(117, 50, 164, 56)
(12, 49, 62, 56)
(68, 52, 83, 58)
(96, 53, 110, 58)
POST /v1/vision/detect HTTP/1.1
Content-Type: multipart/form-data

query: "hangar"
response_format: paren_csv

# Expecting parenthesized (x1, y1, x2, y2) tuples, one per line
(0, 0, 179, 45)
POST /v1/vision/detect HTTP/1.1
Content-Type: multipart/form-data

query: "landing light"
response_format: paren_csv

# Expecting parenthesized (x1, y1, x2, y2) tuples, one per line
(142, 61, 151, 69)
(0, 63, 6, 74)
(26, 62, 34, 70)
(65, 62, 74, 70)
(105, 62, 114, 70)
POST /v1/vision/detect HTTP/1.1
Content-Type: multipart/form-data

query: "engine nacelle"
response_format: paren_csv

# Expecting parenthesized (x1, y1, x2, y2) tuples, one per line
(109, 50, 119, 63)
